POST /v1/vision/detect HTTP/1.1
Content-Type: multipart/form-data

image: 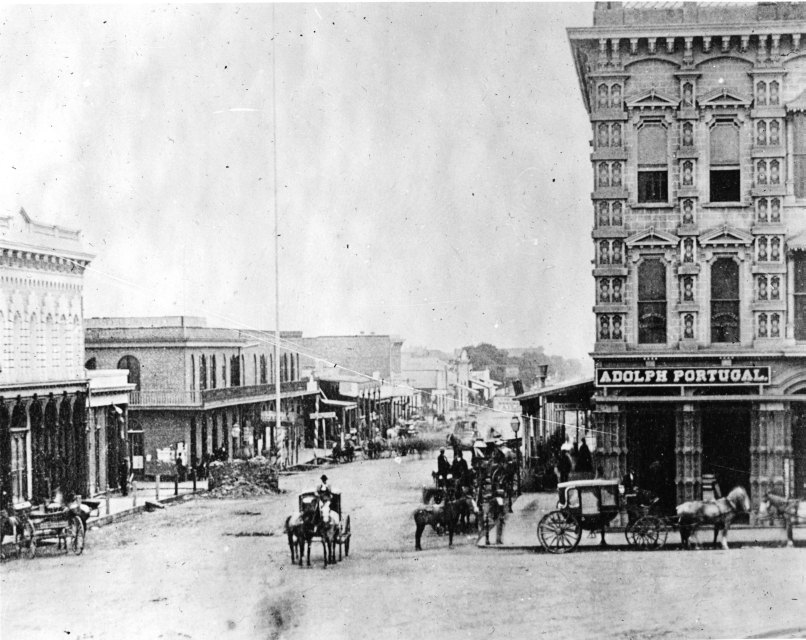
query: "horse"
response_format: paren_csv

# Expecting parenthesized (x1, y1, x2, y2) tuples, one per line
(318, 506, 340, 567)
(759, 492, 806, 547)
(413, 492, 478, 550)
(676, 486, 751, 550)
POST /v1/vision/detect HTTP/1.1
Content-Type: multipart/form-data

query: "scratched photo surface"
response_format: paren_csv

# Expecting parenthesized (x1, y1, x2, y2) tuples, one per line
(1, 4, 805, 640)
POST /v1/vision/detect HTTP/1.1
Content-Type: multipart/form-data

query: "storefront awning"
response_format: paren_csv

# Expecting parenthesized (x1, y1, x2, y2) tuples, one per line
(320, 397, 357, 409)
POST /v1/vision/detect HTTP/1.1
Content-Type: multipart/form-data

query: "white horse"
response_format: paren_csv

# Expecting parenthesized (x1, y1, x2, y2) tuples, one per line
(759, 492, 806, 548)
(676, 486, 751, 550)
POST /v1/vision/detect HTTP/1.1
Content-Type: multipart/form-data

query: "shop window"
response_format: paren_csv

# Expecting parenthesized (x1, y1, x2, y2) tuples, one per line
(710, 121, 740, 202)
(711, 258, 740, 343)
(117, 355, 141, 391)
(638, 259, 667, 344)
(637, 122, 668, 203)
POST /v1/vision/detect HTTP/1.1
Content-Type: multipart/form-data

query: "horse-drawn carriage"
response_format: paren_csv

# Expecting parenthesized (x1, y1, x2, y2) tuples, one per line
(286, 490, 352, 567)
(471, 440, 519, 511)
(536, 478, 752, 553)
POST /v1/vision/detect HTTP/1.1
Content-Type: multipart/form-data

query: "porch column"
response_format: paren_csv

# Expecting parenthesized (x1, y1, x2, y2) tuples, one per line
(675, 404, 701, 503)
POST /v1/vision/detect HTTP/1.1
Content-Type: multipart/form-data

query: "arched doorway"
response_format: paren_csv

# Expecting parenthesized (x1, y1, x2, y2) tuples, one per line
(117, 355, 141, 391)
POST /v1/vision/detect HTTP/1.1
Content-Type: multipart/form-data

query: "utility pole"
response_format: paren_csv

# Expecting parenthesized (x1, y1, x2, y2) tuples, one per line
(272, 3, 281, 454)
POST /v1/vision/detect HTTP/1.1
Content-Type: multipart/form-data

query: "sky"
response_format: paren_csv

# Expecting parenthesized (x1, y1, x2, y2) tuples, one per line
(0, 3, 596, 364)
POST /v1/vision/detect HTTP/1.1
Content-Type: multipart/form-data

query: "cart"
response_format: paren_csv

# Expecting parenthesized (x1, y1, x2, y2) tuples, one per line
(298, 491, 352, 560)
(537, 479, 621, 553)
(18, 501, 85, 559)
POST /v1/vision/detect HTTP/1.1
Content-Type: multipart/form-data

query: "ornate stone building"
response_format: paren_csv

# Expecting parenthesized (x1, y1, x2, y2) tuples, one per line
(568, 2, 806, 512)
(0, 208, 131, 506)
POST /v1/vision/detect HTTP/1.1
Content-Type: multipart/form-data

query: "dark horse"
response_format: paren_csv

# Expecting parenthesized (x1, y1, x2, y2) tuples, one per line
(676, 486, 751, 549)
(414, 491, 478, 550)
(759, 492, 806, 547)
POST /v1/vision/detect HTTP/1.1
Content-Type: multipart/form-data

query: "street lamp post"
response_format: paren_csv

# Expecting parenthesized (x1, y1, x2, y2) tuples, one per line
(510, 415, 522, 494)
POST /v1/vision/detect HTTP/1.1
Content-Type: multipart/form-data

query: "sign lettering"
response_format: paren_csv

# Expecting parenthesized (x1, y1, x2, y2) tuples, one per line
(596, 366, 770, 387)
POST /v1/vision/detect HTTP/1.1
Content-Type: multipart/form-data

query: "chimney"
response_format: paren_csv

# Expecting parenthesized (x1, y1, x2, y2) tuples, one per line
(537, 365, 549, 388)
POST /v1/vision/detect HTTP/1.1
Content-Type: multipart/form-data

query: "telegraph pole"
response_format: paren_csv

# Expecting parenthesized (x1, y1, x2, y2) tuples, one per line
(272, 3, 281, 452)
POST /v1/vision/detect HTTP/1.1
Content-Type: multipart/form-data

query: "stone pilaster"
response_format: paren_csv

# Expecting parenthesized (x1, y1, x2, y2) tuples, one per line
(675, 404, 702, 503)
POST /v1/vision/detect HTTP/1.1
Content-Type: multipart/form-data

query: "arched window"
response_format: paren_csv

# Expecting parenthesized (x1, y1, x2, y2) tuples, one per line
(711, 259, 740, 343)
(254, 354, 258, 385)
(85, 358, 97, 370)
(290, 352, 296, 381)
(638, 259, 667, 344)
(117, 355, 141, 391)
(191, 354, 196, 390)
(210, 355, 217, 389)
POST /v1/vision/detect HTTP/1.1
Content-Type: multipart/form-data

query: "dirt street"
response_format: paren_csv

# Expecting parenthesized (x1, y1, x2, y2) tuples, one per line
(2, 453, 805, 640)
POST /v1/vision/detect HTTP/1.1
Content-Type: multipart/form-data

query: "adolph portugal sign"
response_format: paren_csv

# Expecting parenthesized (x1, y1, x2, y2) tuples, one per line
(596, 366, 771, 387)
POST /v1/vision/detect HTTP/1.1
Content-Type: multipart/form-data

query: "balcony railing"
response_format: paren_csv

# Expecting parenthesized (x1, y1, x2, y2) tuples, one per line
(130, 391, 202, 406)
(130, 381, 310, 407)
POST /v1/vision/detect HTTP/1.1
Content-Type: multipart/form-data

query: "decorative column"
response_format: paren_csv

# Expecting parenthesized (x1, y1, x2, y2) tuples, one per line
(592, 408, 627, 481)
(675, 404, 702, 503)
(610, 38, 620, 68)
(599, 38, 609, 68)
(787, 114, 795, 197)
(787, 252, 795, 339)
(751, 404, 792, 519)
(683, 37, 694, 65)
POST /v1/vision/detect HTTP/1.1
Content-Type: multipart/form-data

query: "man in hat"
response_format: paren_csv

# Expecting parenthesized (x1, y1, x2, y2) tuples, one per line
(316, 474, 332, 502)
(436, 448, 451, 487)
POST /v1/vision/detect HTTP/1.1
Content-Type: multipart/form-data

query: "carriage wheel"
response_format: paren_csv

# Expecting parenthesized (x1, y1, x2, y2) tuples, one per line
(625, 516, 666, 551)
(537, 510, 581, 554)
(17, 521, 36, 559)
(70, 518, 85, 555)
(344, 516, 351, 556)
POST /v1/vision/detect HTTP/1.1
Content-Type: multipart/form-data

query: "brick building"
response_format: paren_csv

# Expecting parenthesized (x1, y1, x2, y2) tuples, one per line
(298, 333, 404, 382)
(568, 2, 806, 512)
(84, 317, 317, 477)
(0, 208, 132, 507)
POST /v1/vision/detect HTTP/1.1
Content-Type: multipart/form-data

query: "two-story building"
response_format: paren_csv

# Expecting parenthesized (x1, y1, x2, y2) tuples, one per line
(568, 1, 806, 511)
(84, 317, 317, 477)
(0, 208, 132, 506)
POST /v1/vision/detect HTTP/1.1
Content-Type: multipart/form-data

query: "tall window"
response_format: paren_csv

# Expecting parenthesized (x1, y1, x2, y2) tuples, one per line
(117, 355, 141, 390)
(199, 355, 207, 391)
(211, 355, 217, 389)
(710, 120, 741, 202)
(794, 114, 806, 198)
(711, 258, 740, 343)
(794, 253, 806, 340)
(637, 121, 668, 203)
(638, 259, 667, 344)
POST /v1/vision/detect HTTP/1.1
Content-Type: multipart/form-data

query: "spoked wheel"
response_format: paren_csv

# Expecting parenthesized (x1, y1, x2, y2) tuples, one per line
(537, 510, 581, 554)
(625, 515, 667, 551)
(344, 515, 351, 557)
(16, 521, 36, 559)
(70, 518, 85, 555)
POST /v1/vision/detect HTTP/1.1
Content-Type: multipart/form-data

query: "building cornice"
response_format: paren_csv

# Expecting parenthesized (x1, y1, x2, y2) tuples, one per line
(568, 23, 806, 41)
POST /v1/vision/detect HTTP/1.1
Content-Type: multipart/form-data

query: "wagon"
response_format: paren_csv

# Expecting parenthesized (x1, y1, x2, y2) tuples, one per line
(537, 479, 621, 553)
(9, 500, 85, 559)
(298, 490, 352, 559)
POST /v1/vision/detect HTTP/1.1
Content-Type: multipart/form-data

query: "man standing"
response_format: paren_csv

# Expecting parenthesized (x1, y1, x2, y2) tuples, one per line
(436, 448, 451, 486)
(451, 450, 469, 489)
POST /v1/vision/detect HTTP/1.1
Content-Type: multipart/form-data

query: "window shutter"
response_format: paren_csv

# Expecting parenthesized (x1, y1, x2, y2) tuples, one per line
(710, 122, 740, 165)
(638, 124, 667, 166)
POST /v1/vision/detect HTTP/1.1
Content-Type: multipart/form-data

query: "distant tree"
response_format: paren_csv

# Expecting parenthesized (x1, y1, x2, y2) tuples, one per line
(462, 343, 510, 382)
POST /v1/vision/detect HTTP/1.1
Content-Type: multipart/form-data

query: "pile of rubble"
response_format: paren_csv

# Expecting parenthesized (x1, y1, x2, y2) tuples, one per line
(204, 457, 280, 499)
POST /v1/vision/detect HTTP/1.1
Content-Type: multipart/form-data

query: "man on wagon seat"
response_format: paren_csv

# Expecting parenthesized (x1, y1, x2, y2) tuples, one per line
(317, 475, 332, 503)
(451, 450, 469, 489)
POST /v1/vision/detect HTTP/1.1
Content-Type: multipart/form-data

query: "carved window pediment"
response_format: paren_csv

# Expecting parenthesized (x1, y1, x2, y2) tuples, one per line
(625, 227, 679, 248)
(699, 225, 753, 247)
(699, 88, 752, 109)
(625, 88, 680, 111)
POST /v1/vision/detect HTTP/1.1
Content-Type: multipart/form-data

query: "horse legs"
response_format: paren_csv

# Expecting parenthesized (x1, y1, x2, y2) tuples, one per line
(415, 522, 425, 551)
(321, 537, 329, 568)
(784, 515, 795, 548)
(288, 531, 297, 564)
(306, 537, 311, 567)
